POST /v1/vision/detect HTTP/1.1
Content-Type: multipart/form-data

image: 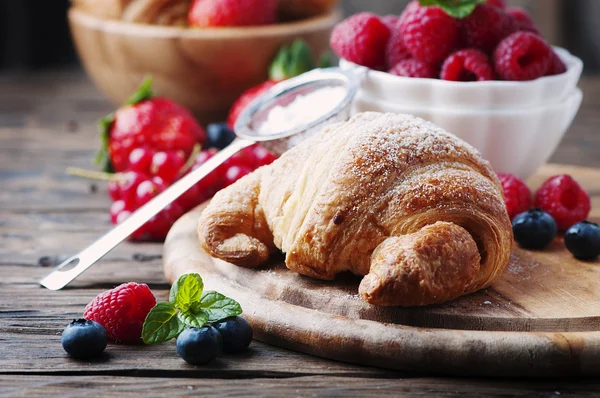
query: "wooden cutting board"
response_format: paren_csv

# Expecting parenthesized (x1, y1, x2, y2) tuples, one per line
(164, 164, 600, 377)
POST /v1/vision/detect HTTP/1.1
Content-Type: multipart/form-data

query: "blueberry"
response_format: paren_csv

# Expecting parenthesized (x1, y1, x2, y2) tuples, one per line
(512, 208, 557, 250)
(212, 316, 253, 353)
(61, 319, 108, 359)
(206, 123, 236, 149)
(176, 326, 222, 365)
(564, 221, 600, 260)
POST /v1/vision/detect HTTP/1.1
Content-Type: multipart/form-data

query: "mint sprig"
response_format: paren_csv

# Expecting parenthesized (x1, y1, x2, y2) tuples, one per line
(419, 0, 485, 19)
(142, 273, 242, 344)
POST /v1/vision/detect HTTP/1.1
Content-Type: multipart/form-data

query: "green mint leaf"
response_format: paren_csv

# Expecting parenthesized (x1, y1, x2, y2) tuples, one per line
(169, 273, 204, 311)
(418, 0, 485, 19)
(142, 302, 184, 344)
(94, 113, 115, 173)
(197, 290, 242, 323)
(177, 305, 209, 328)
(126, 76, 154, 105)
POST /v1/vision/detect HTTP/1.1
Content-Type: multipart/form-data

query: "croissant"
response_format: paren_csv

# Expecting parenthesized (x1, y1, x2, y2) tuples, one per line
(198, 112, 513, 306)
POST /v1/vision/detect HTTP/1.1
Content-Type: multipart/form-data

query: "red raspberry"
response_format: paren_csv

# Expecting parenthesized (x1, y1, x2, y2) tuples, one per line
(441, 49, 494, 82)
(459, 5, 516, 54)
(494, 32, 553, 81)
(497, 173, 532, 220)
(534, 175, 591, 232)
(546, 50, 567, 76)
(486, 0, 506, 9)
(84, 282, 156, 342)
(381, 15, 399, 30)
(385, 24, 412, 69)
(507, 7, 540, 35)
(389, 59, 437, 79)
(188, 0, 277, 27)
(399, 2, 458, 64)
(330, 13, 391, 69)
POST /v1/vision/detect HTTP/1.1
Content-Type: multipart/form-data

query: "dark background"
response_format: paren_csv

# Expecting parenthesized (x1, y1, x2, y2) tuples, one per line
(0, 0, 598, 72)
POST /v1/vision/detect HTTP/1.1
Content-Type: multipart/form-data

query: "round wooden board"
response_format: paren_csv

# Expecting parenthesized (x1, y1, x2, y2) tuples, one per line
(164, 164, 600, 377)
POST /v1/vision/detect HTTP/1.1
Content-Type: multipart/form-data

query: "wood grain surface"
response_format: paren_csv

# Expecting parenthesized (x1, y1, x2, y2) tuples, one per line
(2, 71, 600, 395)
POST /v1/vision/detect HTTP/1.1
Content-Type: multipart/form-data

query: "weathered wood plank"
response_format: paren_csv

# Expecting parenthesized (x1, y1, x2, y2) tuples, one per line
(1, 375, 598, 398)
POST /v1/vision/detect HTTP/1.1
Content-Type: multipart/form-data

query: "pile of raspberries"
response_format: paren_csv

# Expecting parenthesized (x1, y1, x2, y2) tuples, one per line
(330, 0, 567, 82)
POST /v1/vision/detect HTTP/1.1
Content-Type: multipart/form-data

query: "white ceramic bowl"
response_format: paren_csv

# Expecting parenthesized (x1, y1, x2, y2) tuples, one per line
(341, 47, 583, 110)
(352, 88, 583, 179)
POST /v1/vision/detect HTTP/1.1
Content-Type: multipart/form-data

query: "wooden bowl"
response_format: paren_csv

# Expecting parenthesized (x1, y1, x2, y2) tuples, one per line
(68, 7, 340, 123)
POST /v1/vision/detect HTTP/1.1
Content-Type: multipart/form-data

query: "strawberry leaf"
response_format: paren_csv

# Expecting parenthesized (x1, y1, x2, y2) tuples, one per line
(94, 113, 115, 173)
(126, 76, 154, 105)
(419, 0, 485, 19)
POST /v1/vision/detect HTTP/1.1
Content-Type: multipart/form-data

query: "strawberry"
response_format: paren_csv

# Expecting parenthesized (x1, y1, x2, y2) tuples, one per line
(188, 0, 278, 27)
(96, 78, 207, 173)
(227, 39, 328, 128)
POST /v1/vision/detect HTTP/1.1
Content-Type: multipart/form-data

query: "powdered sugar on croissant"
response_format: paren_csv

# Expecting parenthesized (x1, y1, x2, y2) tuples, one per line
(198, 112, 512, 306)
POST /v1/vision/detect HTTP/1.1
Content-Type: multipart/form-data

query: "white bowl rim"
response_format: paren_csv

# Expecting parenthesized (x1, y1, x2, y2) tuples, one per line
(355, 87, 583, 116)
(340, 47, 582, 88)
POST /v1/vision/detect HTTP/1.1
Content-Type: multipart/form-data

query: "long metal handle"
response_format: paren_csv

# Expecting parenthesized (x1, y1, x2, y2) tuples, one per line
(40, 138, 255, 290)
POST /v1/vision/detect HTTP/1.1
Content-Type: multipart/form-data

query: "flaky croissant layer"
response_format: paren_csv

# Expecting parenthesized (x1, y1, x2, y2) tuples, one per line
(198, 112, 513, 306)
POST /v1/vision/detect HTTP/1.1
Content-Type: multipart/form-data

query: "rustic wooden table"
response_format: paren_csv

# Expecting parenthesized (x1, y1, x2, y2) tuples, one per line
(1, 70, 599, 397)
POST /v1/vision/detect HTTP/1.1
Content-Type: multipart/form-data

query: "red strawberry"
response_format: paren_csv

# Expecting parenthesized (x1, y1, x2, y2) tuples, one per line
(97, 78, 206, 173)
(188, 0, 277, 27)
(227, 39, 318, 128)
(227, 81, 278, 129)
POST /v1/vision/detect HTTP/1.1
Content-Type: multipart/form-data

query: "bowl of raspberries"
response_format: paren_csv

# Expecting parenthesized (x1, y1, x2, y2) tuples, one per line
(330, 0, 583, 179)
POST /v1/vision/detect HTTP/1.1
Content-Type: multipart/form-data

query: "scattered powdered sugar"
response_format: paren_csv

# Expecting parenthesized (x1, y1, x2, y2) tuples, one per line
(483, 300, 492, 305)
(258, 86, 347, 136)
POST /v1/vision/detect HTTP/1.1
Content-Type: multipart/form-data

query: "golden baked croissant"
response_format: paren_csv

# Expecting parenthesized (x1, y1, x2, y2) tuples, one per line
(198, 112, 513, 306)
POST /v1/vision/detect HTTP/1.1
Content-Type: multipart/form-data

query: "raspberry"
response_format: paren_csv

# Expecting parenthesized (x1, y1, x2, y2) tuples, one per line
(497, 173, 532, 220)
(534, 175, 591, 232)
(385, 24, 412, 69)
(389, 59, 437, 79)
(486, 0, 506, 9)
(459, 5, 516, 54)
(399, 2, 458, 64)
(546, 50, 567, 76)
(84, 282, 156, 342)
(440, 49, 494, 81)
(494, 32, 553, 81)
(507, 7, 540, 35)
(381, 15, 399, 30)
(330, 13, 391, 69)
(188, 0, 277, 27)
